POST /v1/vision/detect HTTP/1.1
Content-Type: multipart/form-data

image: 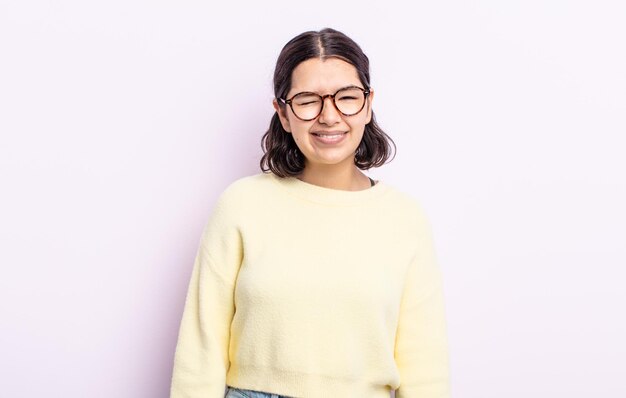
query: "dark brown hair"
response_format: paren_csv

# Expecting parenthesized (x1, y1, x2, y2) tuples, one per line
(259, 28, 396, 177)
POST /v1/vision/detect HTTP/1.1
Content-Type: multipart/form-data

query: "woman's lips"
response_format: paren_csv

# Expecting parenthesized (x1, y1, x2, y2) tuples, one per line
(311, 131, 348, 144)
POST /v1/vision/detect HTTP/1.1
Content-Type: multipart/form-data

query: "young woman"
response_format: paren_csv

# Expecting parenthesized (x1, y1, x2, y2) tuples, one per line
(170, 28, 450, 398)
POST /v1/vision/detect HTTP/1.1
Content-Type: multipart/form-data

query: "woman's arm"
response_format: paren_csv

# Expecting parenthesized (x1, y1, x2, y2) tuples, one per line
(394, 207, 451, 398)
(170, 189, 243, 398)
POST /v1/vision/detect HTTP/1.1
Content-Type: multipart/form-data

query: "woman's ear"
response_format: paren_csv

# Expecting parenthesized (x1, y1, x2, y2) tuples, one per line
(365, 89, 375, 124)
(273, 99, 292, 133)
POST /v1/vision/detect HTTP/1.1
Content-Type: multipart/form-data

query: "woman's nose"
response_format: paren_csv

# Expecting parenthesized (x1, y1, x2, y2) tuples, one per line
(317, 97, 341, 125)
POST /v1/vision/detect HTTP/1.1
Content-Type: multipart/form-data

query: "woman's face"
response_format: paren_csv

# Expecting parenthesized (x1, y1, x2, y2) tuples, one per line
(274, 57, 374, 172)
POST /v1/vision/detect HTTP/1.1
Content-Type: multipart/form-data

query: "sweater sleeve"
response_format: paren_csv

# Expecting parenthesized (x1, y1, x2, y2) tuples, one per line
(394, 207, 451, 398)
(170, 189, 243, 398)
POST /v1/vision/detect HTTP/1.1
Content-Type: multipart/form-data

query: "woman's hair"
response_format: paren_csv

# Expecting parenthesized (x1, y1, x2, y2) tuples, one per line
(259, 28, 396, 177)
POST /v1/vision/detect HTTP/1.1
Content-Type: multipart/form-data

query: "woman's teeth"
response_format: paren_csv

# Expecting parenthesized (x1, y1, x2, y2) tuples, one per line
(311, 132, 348, 144)
(314, 133, 344, 137)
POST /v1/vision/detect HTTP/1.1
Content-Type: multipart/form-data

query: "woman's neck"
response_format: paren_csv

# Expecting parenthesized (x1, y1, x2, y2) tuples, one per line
(296, 163, 372, 192)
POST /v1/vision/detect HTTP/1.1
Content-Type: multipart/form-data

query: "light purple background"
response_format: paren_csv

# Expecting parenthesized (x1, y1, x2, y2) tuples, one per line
(1, 1, 625, 397)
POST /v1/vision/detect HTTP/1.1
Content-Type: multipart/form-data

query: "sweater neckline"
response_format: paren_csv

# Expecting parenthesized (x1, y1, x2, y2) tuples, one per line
(267, 172, 390, 206)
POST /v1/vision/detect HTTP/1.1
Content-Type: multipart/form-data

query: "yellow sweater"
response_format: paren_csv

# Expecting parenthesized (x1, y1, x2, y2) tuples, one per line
(170, 172, 450, 398)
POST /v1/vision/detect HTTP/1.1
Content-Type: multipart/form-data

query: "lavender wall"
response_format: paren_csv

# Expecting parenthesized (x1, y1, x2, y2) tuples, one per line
(1, 1, 624, 397)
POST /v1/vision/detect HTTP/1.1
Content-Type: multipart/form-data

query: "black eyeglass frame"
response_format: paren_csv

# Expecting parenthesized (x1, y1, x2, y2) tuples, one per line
(277, 85, 371, 121)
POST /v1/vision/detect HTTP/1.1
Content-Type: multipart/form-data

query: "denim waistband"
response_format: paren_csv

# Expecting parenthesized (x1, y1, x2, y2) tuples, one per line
(225, 385, 292, 398)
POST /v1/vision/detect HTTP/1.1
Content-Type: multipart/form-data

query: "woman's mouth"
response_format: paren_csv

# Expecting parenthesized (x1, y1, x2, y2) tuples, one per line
(311, 132, 348, 145)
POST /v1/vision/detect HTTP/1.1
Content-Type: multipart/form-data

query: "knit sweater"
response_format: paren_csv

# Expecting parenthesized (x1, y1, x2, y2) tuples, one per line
(170, 172, 450, 398)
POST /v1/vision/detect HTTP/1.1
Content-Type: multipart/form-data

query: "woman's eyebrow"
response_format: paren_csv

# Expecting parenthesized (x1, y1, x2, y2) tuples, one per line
(291, 84, 363, 96)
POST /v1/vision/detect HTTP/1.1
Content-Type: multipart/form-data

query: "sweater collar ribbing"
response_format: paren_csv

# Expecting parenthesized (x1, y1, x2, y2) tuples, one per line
(267, 171, 390, 206)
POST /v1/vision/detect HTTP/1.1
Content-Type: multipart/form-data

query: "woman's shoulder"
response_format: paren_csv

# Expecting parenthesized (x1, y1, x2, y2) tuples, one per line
(220, 172, 274, 196)
(212, 172, 276, 209)
(378, 180, 425, 209)
(375, 182, 435, 231)
(204, 173, 273, 225)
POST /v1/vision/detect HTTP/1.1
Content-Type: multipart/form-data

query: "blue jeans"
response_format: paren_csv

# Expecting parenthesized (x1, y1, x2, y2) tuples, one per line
(225, 385, 293, 398)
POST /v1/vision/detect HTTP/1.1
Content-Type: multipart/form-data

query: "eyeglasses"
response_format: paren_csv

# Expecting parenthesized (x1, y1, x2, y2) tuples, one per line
(278, 85, 371, 121)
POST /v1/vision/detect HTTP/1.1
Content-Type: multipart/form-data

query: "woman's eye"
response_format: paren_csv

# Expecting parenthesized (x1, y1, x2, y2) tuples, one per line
(296, 99, 320, 106)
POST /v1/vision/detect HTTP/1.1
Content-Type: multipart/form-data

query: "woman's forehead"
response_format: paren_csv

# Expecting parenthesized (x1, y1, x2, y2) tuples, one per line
(289, 57, 361, 94)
